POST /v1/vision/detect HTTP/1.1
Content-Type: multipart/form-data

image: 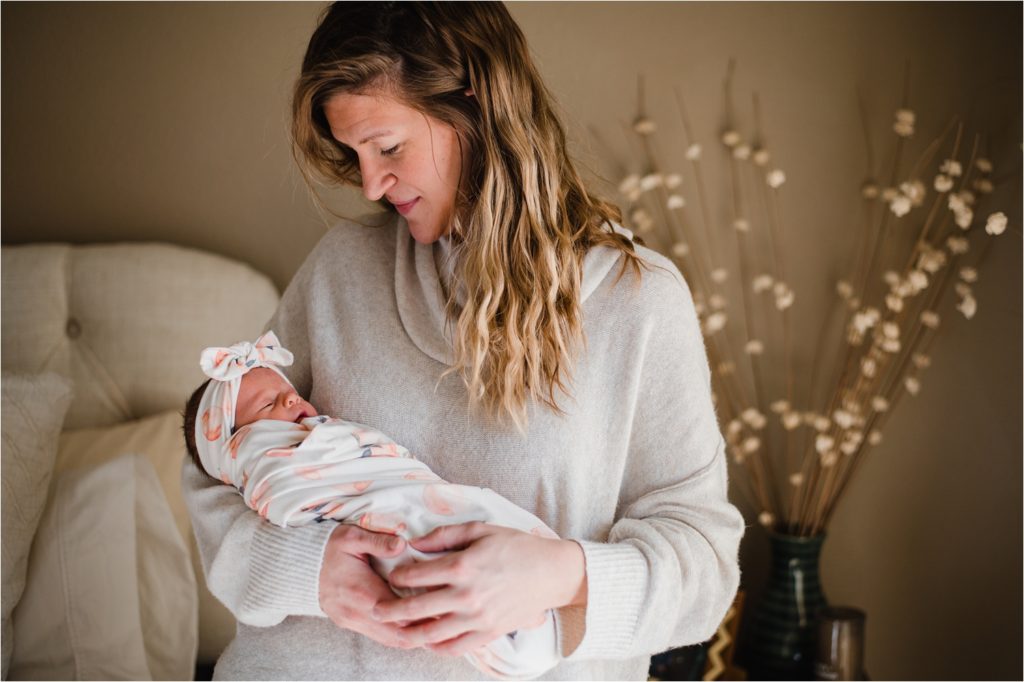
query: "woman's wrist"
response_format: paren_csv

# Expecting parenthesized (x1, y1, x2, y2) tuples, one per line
(553, 539, 588, 608)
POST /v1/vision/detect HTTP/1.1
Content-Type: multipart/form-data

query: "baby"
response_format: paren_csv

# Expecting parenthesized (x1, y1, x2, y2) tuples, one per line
(182, 332, 559, 680)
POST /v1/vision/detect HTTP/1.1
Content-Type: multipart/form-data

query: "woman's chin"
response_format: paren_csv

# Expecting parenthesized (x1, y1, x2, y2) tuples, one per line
(408, 221, 444, 245)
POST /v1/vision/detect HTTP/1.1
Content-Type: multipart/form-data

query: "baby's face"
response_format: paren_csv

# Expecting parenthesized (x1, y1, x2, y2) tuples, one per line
(234, 367, 318, 428)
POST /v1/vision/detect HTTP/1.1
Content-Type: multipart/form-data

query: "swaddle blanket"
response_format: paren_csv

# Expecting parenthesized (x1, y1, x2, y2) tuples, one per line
(195, 333, 559, 680)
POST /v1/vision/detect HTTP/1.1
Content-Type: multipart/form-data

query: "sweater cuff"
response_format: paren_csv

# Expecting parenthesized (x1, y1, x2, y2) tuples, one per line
(240, 521, 336, 622)
(557, 540, 648, 660)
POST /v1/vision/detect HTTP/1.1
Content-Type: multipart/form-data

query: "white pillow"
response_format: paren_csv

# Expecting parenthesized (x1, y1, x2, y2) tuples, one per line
(0, 372, 73, 679)
(55, 410, 193, 545)
(55, 410, 237, 666)
(9, 454, 197, 681)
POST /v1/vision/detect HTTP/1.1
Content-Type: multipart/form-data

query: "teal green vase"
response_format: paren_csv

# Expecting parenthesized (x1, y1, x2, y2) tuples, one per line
(745, 531, 828, 680)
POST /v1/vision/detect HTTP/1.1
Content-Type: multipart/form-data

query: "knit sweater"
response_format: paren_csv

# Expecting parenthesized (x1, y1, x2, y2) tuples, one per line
(182, 215, 745, 680)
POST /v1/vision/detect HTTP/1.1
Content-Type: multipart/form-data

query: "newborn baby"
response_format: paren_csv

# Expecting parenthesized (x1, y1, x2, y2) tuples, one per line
(183, 332, 559, 680)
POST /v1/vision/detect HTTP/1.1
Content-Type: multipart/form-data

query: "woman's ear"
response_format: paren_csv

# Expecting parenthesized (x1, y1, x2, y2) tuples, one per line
(464, 88, 475, 97)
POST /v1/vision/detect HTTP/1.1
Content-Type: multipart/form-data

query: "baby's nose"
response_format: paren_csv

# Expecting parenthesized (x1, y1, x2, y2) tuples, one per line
(284, 393, 298, 407)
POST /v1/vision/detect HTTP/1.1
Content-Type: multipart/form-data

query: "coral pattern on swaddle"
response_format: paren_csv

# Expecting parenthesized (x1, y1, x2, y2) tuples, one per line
(194, 333, 560, 680)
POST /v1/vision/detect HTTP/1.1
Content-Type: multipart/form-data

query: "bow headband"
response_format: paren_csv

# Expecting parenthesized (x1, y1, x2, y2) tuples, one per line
(195, 331, 294, 482)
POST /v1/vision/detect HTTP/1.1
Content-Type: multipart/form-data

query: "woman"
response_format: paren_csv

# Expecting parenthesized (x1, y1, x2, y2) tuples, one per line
(183, 2, 745, 679)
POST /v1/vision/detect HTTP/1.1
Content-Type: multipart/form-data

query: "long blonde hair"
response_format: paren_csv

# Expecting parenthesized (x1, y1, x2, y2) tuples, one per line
(292, 2, 647, 429)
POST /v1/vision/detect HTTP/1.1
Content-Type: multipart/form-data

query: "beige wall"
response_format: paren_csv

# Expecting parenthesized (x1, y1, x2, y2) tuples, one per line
(3, 2, 1020, 679)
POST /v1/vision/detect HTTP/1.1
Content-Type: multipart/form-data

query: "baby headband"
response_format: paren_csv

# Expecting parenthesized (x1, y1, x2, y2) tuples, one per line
(195, 330, 294, 482)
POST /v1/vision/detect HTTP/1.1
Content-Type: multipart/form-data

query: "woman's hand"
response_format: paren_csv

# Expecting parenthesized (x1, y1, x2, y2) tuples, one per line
(318, 524, 417, 649)
(370, 522, 587, 657)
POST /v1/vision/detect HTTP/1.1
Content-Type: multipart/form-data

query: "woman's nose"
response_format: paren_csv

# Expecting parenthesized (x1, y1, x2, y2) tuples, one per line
(360, 158, 396, 202)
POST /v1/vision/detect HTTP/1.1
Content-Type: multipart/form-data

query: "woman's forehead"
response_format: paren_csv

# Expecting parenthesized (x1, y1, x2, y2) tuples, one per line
(323, 91, 414, 147)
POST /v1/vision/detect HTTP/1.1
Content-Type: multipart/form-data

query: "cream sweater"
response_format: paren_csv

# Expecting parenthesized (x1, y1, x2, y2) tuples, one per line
(182, 216, 745, 680)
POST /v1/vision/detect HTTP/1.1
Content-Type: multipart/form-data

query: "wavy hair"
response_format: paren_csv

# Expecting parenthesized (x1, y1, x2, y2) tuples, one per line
(291, 1, 647, 429)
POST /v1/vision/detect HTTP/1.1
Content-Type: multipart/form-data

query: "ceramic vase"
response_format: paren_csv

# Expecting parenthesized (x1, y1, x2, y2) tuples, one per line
(744, 531, 828, 680)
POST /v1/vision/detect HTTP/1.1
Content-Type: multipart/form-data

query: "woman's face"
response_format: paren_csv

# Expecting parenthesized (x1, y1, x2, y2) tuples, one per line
(323, 91, 466, 245)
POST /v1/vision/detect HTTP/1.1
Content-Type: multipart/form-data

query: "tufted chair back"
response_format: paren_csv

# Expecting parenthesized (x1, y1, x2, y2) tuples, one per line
(1, 243, 280, 429)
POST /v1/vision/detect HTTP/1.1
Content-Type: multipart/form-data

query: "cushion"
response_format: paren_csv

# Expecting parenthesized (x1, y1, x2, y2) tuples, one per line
(1, 243, 279, 429)
(9, 454, 197, 680)
(0, 371, 73, 678)
(55, 410, 193, 545)
(55, 410, 236, 665)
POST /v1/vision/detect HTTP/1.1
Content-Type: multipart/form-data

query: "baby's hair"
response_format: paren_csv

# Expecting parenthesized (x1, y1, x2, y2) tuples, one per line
(181, 378, 211, 473)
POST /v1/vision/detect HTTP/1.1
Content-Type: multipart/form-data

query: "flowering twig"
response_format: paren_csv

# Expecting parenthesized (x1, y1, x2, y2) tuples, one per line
(608, 64, 1016, 536)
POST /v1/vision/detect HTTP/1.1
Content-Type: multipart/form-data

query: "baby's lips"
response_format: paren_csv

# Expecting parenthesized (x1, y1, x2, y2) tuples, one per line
(296, 407, 324, 421)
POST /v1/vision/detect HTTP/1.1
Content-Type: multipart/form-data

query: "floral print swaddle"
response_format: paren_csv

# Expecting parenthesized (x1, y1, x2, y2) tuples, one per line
(216, 415, 560, 680)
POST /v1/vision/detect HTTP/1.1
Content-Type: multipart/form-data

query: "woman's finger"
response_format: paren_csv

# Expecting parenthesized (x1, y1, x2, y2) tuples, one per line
(428, 630, 503, 658)
(373, 585, 459, 623)
(398, 612, 479, 648)
(389, 550, 470, 590)
(322, 589, 415, 649)
(350, 614, 418, 650)
(408, 521, 491, 553)
(332, 523, 406, 557)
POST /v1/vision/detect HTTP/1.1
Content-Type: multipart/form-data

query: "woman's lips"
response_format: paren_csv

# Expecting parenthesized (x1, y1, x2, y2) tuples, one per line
(393, 197, 419, 216)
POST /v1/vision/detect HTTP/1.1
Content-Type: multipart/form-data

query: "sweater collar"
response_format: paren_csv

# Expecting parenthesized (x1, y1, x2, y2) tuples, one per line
(394, 217, 457, 366)
(394, 217, 635, 366)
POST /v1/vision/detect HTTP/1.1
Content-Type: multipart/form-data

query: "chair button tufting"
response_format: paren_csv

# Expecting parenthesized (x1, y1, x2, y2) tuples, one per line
(65, 317, 82, 339)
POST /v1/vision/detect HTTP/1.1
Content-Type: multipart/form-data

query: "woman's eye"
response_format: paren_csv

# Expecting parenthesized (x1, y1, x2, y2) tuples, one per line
(380, 144, 400, 157)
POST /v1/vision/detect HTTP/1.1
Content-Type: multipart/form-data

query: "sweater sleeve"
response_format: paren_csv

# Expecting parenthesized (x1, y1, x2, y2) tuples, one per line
(558, 264, 746, 660)
(182, 459, 335, 626)
(181, 234, 331, 627)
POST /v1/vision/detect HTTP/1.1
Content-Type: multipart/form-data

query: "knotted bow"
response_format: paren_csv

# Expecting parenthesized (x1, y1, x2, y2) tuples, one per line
(200, 331, 294, 382)
(195, 331, 296, 483)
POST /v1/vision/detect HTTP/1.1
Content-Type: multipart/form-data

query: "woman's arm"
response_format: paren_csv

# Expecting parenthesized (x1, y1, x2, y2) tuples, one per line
(182, 459, 334, 625)
(554, 265, 745, 660)
(557, 451, 743, 660)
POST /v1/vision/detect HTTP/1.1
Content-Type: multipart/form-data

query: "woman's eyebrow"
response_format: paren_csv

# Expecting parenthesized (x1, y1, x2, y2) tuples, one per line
(358, 129, 394, 145)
